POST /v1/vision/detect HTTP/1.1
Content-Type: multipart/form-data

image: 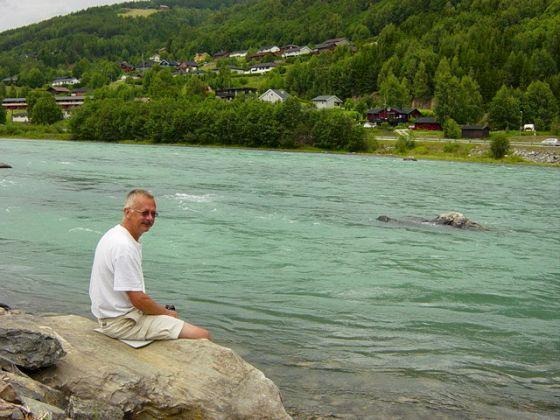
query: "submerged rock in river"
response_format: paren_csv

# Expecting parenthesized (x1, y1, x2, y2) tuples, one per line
(377, 212, 486, 230)
(0, 163, 11, 168)
(431, 212, 486, 230)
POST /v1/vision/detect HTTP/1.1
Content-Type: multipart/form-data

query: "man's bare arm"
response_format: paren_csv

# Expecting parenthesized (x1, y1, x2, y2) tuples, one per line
(126, 291, 177, 317)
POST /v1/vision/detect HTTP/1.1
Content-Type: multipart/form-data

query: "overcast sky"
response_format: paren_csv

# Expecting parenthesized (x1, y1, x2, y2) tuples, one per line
(0, 0, 133, 32)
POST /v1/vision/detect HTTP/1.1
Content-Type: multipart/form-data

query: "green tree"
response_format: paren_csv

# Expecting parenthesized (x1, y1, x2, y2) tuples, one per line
(378, 72, 410, 108)
(488, 85, 521, 130)
(456, 76, 483, 124)
(443, 118, 461, 139)
(523, 81, 558, 130)
(19, 67, 45, 88)
(31, 95, 63, 125)
(412, 61, 430, 101)
(434, 58, 460, 123)
(490, 134, 510, 159)
(0, 106, 6, 124)
(394, 132, 416, 153)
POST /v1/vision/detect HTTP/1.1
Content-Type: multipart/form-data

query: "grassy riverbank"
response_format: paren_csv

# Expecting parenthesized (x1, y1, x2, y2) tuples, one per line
(1, 123, 558, 166)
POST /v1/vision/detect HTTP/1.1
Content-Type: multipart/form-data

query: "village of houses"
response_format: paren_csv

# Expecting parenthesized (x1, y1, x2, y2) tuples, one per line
(1, 36, 489, 139)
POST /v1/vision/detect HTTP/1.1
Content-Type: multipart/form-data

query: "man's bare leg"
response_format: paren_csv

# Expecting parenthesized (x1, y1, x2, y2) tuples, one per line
(179, 322, 211, 340)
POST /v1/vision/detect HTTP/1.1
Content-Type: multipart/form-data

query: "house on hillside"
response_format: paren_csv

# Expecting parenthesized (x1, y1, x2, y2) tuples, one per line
(216, 87, 257, 100)
(71, 87, 88, 96)
(159, 59, 179, 68)
(1, 76, 18, 85)
(259, 89, 289, 103)
(120, 61, 136, 72)
(461, 125, 490, 138)
(258, 46, 280, 54)
(177, 61, 198, 73)
(366, 107, 422, 125)
(136, 61, 153, 72)
(213, 50, 230, 60)
(314, 38, 349, 53)
(247, 62, 277, 74)
(229, 50, 248, 58)
(282, 46, 312, 58)
(52, 77, 80, 86)
(48, 86, 71, 95)
(412, 117, 442, 131)
(2, 98, 27, 111)
(55, 96, 85, 112)
(312, 95, 343, 109)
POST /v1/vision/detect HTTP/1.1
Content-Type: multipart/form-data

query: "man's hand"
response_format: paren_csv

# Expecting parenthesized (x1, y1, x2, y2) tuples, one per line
(126, 291, 176, 316)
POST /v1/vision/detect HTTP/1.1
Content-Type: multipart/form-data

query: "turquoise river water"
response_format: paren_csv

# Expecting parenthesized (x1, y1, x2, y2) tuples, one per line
(0, 138, 559, 418)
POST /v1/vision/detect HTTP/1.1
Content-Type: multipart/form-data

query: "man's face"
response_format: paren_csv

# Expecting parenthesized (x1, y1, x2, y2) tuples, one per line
(124, 196, 157, 239)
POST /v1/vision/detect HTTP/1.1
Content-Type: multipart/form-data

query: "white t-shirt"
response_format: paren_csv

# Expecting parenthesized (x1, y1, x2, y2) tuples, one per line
(89, 224, 145, 319)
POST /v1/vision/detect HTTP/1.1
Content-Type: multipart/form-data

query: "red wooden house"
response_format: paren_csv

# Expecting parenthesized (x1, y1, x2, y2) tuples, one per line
(412, 117, 442, 131)
(366, 107, 422, 125)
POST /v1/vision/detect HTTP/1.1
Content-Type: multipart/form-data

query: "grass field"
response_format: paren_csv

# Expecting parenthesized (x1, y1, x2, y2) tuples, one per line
(118, 9, 160, 18)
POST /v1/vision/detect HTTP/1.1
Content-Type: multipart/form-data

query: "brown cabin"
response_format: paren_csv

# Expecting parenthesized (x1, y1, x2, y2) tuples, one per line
(461, 125, 490, 138)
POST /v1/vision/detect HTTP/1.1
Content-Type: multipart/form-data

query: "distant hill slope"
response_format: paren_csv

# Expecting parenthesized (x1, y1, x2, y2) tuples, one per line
(0, 0, 558, 115)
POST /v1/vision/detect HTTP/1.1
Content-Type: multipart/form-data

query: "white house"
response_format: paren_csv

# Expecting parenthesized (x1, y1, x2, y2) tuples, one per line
(229, 50, 248, 58)
(259, 89, 290, 103)
(52, 77, 80, 86)
(258, 46, 280, 54)
(311, 95, 343, 109)
(247, 62, 277, 74)
(282, 46, 312, 58)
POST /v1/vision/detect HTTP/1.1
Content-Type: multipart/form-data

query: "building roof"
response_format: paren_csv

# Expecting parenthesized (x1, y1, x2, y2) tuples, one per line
(260, 89, 289, 100)
(462, 124, 489, 130)
(2, 98, 26, 103)
(312, 95, 342, 102)
(415, 117, 438, 124)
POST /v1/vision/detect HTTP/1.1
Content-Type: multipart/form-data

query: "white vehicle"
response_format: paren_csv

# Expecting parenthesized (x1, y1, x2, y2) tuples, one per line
(541, 138, 560, 146)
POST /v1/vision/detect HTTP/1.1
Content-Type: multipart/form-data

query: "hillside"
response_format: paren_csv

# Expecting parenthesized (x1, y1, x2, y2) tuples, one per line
(0, 0, 559, 131)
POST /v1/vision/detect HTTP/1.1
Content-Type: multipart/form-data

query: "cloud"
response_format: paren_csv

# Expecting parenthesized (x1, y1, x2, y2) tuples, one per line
(0, 0, 131, 32)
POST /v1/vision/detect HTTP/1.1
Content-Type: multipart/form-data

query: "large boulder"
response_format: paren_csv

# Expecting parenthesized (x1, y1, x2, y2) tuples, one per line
(3, 314, 290, 419)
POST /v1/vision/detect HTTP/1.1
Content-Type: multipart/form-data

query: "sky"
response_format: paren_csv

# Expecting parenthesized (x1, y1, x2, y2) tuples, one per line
(0, 0, 133, 32)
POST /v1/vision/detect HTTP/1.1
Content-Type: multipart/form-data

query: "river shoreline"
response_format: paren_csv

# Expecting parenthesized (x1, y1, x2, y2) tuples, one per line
(1, 135, 559, 167)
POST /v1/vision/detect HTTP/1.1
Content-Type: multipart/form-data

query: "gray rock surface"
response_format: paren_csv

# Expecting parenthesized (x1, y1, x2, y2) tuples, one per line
(0, 319, 66, 370)
(3, 314, 290, 419)
(67, 395, 125, 420)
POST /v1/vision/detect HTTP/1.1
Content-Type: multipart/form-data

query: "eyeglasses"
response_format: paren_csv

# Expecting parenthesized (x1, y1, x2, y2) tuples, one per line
(130, 209, 159, 218)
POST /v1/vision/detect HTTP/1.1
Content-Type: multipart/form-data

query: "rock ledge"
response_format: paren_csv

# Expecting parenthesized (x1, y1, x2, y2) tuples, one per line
(0, 311, 290, 419)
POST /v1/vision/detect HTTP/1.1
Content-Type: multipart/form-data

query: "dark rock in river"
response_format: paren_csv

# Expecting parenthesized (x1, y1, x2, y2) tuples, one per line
(431, 212, 486, 230)
(0, 163, 12, 168)
(378, 212, 486, 230)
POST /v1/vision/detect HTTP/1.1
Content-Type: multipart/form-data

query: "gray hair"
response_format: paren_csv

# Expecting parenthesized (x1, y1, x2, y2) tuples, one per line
(124, 189, 155, 209)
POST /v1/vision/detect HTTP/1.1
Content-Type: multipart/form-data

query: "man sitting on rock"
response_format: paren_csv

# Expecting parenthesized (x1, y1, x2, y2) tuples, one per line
(89, 189, 211, 341)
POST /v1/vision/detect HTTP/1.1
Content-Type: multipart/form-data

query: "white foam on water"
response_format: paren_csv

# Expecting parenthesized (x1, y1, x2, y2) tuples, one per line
(171, 193, 215, 203)
(0, 179, 15, 187)
(69, 227, 102, 234)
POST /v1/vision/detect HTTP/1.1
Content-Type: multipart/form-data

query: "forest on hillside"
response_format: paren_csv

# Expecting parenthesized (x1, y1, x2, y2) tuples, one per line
(0, 0, 558, 132)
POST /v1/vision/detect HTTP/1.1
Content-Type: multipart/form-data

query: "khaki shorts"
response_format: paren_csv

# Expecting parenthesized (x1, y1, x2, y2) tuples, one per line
(97, 308, 184, 340)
